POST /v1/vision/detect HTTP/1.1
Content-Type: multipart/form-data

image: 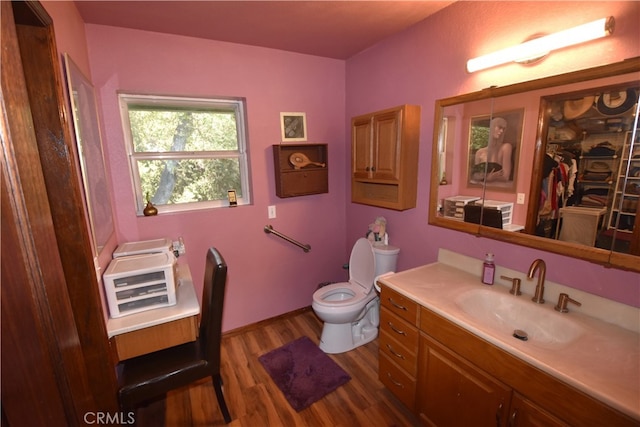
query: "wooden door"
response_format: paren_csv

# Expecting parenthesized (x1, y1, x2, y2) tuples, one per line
(1, 1, 118, 424)
(509, 393, 568, 427)
(352, 116, 373, 179)
(372, 108, 401, 181)
(418, 335, 511, 427)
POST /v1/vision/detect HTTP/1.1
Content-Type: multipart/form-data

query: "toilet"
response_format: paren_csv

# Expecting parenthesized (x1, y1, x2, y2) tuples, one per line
(312, 238, 400, 354)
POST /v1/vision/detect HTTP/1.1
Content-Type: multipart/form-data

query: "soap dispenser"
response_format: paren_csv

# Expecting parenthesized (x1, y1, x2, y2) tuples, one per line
(482, 253, 495, 285)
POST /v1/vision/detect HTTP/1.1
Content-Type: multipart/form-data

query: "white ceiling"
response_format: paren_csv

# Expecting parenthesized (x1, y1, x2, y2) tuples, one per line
(74, 1, 454, 59)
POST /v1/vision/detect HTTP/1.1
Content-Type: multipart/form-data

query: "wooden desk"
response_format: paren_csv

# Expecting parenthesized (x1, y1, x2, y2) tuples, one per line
(107, 264, 200, 361)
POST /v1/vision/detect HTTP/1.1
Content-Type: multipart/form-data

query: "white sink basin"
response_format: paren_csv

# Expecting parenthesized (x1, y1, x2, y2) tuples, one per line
(455, 289, 584, 348)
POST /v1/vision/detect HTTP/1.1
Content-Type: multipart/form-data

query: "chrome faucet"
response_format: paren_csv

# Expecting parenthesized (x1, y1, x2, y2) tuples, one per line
(527, 259, 546, 304)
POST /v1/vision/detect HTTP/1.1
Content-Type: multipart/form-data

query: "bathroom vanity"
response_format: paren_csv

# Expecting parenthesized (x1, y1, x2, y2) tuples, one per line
(377, 254, 639, 426)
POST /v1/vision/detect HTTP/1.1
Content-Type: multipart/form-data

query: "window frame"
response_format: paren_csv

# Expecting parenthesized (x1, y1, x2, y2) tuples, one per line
(118, 93, 252, 215)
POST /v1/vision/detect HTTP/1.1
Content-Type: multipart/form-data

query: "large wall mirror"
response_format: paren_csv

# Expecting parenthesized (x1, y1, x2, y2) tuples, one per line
(429, 57, 640, 272)
(63, 54, 115, 255)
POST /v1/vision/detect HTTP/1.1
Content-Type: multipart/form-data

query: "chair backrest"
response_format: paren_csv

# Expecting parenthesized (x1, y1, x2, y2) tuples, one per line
(200, 247, 227, 368)
(463, 204, 503, 229)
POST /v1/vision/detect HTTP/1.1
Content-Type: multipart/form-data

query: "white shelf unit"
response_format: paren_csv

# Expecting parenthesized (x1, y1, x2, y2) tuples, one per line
(443, 196, 480, 220)
(103, 252, 177, 318)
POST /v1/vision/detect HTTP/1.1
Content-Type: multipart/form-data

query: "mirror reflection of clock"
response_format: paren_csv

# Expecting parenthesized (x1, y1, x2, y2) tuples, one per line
(284, 116, 303, 138)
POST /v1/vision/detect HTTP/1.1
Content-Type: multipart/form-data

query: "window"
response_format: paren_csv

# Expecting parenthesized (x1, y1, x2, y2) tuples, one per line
(119, 94, 251, 214)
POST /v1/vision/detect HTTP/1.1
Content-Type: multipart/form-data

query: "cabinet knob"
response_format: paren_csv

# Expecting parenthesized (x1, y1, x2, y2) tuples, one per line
(388, 321, 407, 336)
(386, 372, 404, 388)
(509, 409, 518, 426)
(385, 343, 405, 360)
(496, 402, 504, 427)
(388, 297, 408, 311)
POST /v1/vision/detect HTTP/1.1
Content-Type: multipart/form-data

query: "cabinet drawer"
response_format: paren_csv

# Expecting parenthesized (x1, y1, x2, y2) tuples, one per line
(277, 169, 328, 197)
(380, 329, 417, 376)
(112, 315, 198, 361)
(380, 286, 418, 325)
(379, 353, 416, 411)
(380, 307, 419, 353)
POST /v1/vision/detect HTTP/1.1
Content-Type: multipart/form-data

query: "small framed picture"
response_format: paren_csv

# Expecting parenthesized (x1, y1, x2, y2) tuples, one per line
(280, 112, 307, 142)
(227, 189, 237, 207)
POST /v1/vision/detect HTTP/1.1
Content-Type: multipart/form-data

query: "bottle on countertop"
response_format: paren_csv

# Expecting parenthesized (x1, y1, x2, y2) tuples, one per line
(482, 253, 495, 285)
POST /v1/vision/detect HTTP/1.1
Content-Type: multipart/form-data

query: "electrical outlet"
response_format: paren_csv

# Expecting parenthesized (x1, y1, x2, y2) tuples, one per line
(268, 205, 277, 219)
(517, 193, 525, 204)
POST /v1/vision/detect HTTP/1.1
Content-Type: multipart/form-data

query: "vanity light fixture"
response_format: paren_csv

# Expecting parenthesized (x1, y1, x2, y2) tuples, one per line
(466, 17, 615, 73)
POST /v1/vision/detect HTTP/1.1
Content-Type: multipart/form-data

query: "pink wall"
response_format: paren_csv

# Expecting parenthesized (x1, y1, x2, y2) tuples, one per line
(45, 1, 640, 335)
(83, 25, 348, 331)
(345, 1, 640, 306)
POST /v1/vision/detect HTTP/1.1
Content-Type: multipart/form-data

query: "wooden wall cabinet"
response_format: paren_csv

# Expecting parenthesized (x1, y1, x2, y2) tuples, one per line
(273, 144, 328, 198)
(351, 105, 421, 210)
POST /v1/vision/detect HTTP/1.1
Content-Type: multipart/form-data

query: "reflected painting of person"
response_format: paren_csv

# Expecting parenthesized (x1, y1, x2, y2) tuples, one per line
(471, 117, 513, 183)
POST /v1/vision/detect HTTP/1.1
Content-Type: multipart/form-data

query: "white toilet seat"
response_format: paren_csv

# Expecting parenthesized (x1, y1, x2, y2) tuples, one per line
(312, 282, 371, 310)
(348, 238, 376, 292)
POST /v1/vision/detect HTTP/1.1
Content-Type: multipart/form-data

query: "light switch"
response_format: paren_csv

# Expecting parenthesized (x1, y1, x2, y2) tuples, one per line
(268, 205, 276, 219)
(517, 193, 525, 204)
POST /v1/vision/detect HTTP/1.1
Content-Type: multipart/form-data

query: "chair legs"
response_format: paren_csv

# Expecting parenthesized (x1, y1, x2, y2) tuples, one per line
(212, 374, 232, 424)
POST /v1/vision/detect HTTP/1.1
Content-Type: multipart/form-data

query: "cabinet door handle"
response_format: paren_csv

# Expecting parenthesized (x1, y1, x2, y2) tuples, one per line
(509, 409, 518, 427)
(388, 321, 407, 336)
(386, 372, 404, 388)
(388, 298, 408, 311)
(365, 166, 371, 171)
(386, 344, 405, 360)
(371, 166, 376, 172)
(495, 403, 503, 427)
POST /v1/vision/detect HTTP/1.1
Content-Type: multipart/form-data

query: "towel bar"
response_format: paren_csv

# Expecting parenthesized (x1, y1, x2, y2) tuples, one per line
(264, 225, 311, 253)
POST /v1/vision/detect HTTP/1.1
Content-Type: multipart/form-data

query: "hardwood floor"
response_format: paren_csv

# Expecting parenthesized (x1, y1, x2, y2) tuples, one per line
(134, 307, 420, 426)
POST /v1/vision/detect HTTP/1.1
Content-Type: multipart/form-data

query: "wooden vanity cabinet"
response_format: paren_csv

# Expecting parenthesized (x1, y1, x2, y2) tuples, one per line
(351, 105, 420, 210)
(376, 284, 637, 426)
(418, 334, 511, 427)
(417, 334, 568, 427)
(417, 306, 636, 427)
(378, 285, 419, 410)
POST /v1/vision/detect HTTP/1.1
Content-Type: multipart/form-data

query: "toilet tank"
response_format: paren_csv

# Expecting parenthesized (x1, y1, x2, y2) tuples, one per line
(372, 245, 400, 277)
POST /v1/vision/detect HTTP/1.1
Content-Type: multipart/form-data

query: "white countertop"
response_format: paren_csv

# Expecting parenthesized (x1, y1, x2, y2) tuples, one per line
(106, 263, 200, 337)
(379, 261, 640, 421)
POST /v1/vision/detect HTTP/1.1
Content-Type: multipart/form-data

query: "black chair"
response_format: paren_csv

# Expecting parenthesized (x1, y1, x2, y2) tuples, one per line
(117, 248, 232, 424)
(463, 204, 504, 229)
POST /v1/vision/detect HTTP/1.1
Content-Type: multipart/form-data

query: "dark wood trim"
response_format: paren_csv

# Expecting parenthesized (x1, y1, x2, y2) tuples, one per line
(1, 1, 118, 424)
(13, 0, 119, 413)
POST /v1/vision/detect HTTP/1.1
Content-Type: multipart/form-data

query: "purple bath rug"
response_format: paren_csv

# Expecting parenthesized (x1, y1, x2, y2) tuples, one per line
(258, 336, 351, 411)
